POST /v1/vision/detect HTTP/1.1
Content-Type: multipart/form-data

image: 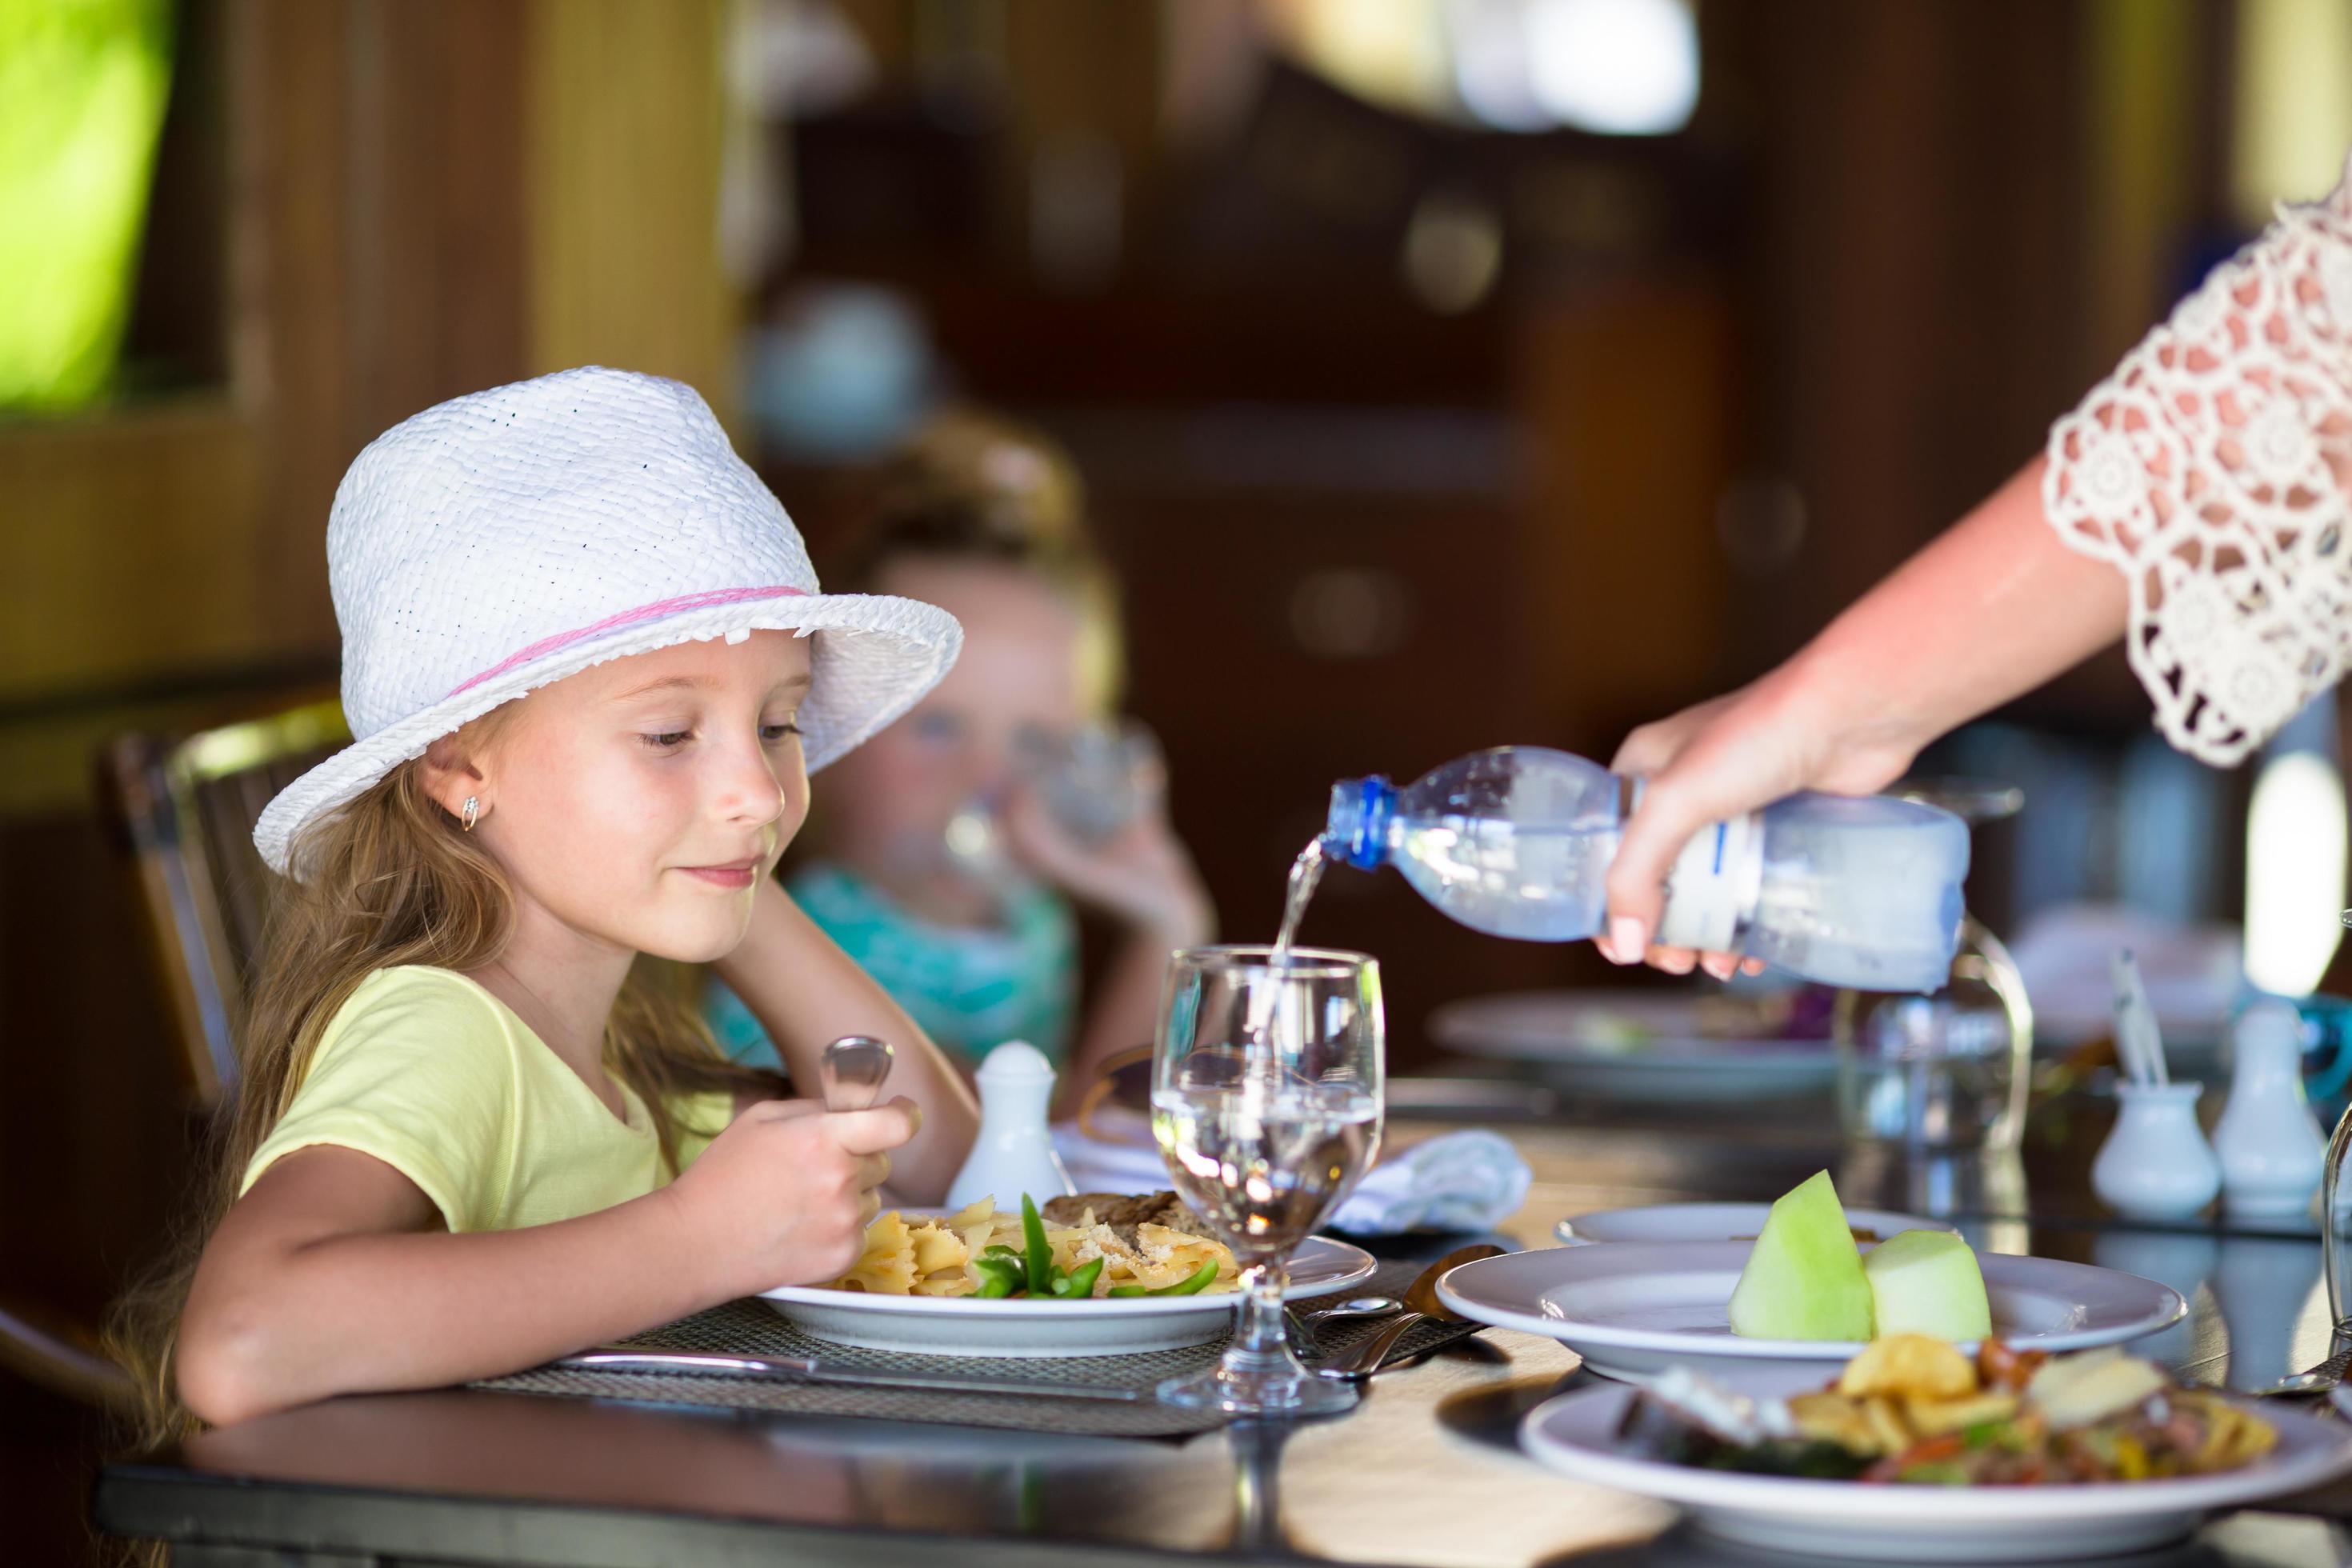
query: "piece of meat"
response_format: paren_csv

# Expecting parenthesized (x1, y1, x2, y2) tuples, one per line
(1042, 1190, 1200, 1250)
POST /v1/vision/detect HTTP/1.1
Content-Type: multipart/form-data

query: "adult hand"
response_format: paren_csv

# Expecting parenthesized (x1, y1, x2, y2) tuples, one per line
(1601, 458, 2130, 978)
(1602, 666, 1924, 978)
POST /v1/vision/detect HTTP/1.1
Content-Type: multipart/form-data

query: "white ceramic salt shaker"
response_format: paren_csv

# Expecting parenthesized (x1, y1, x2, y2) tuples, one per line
(945, 1041, 1077, 1212)
(2092, 1082, 2221, 1222)
(2212, 999, 2325, 1221)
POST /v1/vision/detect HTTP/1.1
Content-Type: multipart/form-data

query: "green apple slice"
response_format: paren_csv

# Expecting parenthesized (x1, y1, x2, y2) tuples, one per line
(1726, 1170, 1875, 1341)
(1862, 1228, 1992, 1342)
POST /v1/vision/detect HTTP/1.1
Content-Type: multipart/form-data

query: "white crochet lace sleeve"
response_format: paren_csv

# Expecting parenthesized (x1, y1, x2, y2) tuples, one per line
(2043, 151, 2352, 766)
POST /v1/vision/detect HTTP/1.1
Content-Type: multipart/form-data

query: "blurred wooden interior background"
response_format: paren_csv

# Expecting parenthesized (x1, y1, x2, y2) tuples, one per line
(0, 1, 2309, 1553)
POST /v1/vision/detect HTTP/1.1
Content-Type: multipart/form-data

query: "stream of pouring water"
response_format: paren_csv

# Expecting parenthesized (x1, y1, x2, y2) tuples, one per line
(1271, 838, 1325, 960)
(1241, 838, 1328, 1060)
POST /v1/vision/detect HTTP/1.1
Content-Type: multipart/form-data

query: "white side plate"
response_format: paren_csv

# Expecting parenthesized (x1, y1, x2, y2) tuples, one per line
(1438, 1242, 2185, 1382)
(1557, 1202, 1955, 1247)
(1429, 990, 1834, 1105)
(1521, 1375, 2352, 1562)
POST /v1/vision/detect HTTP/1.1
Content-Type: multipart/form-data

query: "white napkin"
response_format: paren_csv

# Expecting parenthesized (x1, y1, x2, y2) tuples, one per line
(1051, 1109, 1169, 1195)
(1050, 1116, 1531, 1237)
(1330, 1129, 1530, 1235)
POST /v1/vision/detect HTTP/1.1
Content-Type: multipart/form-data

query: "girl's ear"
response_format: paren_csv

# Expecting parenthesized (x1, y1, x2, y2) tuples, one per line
(419, 733, 490, 825)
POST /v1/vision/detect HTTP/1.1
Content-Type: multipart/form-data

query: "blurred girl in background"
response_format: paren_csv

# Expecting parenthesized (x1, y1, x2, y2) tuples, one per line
(709, 410, 1214, 1099)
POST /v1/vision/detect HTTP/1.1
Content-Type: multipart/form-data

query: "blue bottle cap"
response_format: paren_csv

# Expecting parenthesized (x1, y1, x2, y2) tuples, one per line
(1323, 776, 1394, 870)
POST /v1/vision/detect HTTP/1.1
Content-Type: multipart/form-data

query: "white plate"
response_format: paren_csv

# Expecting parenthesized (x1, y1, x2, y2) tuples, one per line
(1429, 990, 1834, 1105)
(1557, 1202, 1956, 1247)
(760, 1234, 1378, 1358)
(1520, 1372, 2352, 1561)
(1438, 1242, 2186, 1382)
(2011, 905, 2241, 1049)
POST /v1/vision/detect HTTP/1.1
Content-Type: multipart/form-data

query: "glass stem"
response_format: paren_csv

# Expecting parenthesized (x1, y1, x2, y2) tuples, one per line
(2327, 1102, 2352, 1331)
(1226, 1258, 1295, 1376)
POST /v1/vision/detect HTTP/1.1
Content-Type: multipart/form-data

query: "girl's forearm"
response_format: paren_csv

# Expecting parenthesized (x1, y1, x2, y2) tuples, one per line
(181, 1185, 722, 1425)
(1784, 458, 2130, 759)
(715, 879, 978, 1199)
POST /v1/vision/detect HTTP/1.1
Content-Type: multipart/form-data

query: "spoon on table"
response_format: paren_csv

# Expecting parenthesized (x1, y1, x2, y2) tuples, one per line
(1286, 1294, 1402, 1355)
(2249, 1368, 2341, 1398)
(1308, 1294, 1402, 1323)
(1314, 1246, 1504, 1380)
(2248, 1346, 2352, 1398)
(818, 1035, 894, 1112)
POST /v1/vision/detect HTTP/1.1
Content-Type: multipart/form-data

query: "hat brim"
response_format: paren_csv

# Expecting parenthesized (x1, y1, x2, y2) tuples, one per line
(253, 591, 961, 879)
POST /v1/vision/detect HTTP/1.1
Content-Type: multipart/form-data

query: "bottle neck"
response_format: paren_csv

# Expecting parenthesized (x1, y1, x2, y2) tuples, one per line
(1323, 776, 1396, 870)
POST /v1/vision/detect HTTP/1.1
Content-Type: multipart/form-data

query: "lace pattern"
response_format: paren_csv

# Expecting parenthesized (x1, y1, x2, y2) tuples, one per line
(2043, 152, 2352, 766)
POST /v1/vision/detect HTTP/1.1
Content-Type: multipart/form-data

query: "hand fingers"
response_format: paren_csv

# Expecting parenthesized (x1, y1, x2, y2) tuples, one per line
(1599, 773, 1715, 962)
(824, 1098, 923, 1156)
(858, 1186, 880, 1225)
(1645, 943, 1698, 974)
(1609, 691, 1738, 778)
(854, 1150, 891, 1193)
(1609, 719, 1688, 780)
(1004, 786, 1077, 857)
(1130, 748, 1170, 809)
(1633, 944, 1747, 980)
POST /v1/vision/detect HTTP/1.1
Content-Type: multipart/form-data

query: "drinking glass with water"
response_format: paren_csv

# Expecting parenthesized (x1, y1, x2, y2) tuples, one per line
(1151, 945, 1384, 1417)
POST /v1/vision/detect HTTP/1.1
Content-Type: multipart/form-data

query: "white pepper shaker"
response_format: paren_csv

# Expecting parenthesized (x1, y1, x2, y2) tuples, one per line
(945, 1041, 1077, 1212)
(2093, 1082, 2220, 1222)
(2214, 999, 2324, 1222)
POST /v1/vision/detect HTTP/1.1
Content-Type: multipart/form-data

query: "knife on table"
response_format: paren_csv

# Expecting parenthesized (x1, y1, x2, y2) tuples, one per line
(551, 1346, 1146, 1402)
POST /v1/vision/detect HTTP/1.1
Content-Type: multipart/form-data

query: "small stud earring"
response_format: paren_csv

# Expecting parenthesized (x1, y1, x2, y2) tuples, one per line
(461, 796, 480, 832)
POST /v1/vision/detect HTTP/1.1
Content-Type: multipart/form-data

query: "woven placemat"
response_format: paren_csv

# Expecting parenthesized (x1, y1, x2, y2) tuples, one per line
(474, 1258, 1485, 1438)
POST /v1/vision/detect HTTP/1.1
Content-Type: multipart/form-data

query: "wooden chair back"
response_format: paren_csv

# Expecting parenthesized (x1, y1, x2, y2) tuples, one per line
(98, 700, 350, 1107)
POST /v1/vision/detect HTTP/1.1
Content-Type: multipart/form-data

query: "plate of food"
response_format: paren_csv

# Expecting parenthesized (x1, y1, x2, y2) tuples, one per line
(1518, 1335, 2348, 1561)
(1427, 989, 1836, 1105)
(1445, 1174, 2183, 1382)
(759, 1190, 1378, 1358)
(1557, 1202, 1955, 1247)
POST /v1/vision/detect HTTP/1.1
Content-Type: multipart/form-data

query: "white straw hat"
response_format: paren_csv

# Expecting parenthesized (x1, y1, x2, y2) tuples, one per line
(254, 366, 962, 878)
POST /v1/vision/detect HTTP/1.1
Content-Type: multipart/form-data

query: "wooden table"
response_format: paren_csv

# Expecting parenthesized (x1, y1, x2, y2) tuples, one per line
(94, 1090, 2352, 1566)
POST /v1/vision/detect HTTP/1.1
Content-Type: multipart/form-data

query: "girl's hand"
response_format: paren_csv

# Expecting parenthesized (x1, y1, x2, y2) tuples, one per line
(1602, 662, 1922, 979)
(1002, 782, 1214, 946)
(668, 1096, 923, 1296)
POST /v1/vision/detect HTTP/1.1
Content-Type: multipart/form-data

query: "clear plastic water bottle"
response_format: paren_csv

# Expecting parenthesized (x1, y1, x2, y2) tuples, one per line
(1318, 746, 1970, 994)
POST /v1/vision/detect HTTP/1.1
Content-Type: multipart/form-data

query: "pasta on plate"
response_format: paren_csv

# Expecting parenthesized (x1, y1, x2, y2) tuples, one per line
(827, 1194, 1241, 1299)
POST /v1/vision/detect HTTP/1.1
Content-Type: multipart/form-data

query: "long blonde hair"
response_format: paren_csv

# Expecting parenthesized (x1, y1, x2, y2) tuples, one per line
(105, 717, 783, 1461)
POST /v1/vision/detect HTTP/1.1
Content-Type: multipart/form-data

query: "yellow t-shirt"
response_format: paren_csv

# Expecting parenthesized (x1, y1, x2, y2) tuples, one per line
(242, 965, 738, 1233)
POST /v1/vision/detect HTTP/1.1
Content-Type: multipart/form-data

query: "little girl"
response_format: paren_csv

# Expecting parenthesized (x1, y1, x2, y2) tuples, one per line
(706, 410, 1214, 1098)
(116, 366, 979, 1431)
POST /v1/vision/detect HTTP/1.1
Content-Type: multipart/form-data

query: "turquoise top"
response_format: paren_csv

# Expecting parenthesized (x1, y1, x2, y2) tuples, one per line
(706, 862, 1078, 1072)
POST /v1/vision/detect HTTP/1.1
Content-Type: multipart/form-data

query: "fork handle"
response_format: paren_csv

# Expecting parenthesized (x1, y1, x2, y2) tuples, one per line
(1314, 1310, 1424, 1380)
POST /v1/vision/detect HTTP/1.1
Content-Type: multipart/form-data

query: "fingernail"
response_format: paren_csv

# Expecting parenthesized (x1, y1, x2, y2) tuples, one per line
(1701, 954, 1736, 982)
(1609, 917, 1646, 964)
(1658, 950, 1697, 975)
